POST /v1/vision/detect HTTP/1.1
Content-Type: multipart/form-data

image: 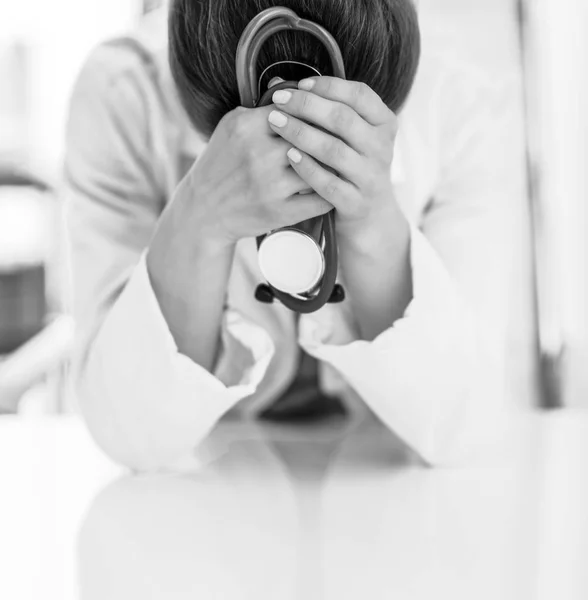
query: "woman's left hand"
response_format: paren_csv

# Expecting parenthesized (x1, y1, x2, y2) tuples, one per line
(267, 76, 402, 243)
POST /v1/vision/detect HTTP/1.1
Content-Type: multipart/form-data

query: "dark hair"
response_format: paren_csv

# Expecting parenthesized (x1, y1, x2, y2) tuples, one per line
(169, 0, 421, 137)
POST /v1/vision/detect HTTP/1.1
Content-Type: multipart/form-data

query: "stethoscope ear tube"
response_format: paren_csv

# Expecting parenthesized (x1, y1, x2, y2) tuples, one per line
(236, 7, 346, 106)
(236, 7, 346, 314)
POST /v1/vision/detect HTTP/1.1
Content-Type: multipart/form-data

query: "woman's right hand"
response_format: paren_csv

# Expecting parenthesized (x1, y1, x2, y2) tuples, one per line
(161, 104, 334, 253)
(145, 104, 333, 371)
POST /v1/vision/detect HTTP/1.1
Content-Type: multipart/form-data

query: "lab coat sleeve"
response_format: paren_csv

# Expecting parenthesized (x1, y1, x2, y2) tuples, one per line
(300, 66, 526, 466)
(64, 43, 274, 471)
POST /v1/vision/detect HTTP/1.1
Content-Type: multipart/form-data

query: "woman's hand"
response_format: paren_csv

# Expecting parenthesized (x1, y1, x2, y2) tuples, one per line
(267, 76, 403, 249)
(268, 77, 412, 341)
(146, 103, 333, 371)
(169, 104, 333, 251)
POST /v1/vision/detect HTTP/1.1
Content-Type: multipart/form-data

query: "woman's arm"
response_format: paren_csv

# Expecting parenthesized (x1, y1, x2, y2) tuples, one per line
(146, 185, 237, 375)
(64, 43, 275, 471)
(66, 38, 334, 471)
(273, 68, 526, 465)
(336, 202, 412, 343)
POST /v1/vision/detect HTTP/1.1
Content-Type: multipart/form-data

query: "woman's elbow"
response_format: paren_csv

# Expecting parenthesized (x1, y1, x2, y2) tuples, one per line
(73, 369, 199, 472)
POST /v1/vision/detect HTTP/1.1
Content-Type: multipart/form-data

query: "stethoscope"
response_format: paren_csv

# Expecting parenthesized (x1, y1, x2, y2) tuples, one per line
(236, 7, 346, 314)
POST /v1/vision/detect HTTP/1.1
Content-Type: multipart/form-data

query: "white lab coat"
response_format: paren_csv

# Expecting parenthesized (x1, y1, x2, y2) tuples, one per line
(64, 7, 530, 471)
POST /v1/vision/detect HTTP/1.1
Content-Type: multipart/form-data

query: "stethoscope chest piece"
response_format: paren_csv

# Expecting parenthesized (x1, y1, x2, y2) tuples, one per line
(257, 229, 325, 296)
(237, 6, 347, 313)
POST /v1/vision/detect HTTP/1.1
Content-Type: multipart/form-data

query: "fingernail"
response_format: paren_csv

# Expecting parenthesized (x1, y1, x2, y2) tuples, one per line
(268, 110, 288, 128)
(268, 76, 285, 88)
(272, 90, 292, 104)
(287, 148, 302, 164)
(298, 79, 315, 91)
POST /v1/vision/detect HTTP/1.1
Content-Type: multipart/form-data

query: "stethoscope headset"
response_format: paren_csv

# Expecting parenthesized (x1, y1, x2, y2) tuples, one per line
(236, 7, 346, 314)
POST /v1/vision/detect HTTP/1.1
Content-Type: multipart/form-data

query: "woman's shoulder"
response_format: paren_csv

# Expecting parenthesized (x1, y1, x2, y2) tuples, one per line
(77, 8, 169, 94)
(74, 6, 187, 133)
(63, 10, 191, 203)
(401, 24, 523, 156)
(71, 7, 200, 195)
(409, 20, 522, 117)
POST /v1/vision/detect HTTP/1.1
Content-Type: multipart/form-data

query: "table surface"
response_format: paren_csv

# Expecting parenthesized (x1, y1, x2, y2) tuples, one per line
(1, 410, 588, 600)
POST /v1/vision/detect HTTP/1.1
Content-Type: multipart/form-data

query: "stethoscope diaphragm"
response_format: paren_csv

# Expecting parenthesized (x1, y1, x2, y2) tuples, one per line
(236, 6, 346, 313)
(257, 229, 325, 297)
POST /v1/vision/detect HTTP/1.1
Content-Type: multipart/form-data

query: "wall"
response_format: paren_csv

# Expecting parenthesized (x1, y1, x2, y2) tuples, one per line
(525, 0, 588, 407)
(420, 0, 538, 407)
(0, 0, 141, 178)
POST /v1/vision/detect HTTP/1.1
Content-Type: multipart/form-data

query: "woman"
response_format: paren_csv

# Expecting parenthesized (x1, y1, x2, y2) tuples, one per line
(64, 0, 524, 470)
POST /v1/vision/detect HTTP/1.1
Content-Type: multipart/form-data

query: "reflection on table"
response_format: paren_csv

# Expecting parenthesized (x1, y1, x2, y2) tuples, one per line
(1, 411, 588, 600)
(75, 412, 588, 600)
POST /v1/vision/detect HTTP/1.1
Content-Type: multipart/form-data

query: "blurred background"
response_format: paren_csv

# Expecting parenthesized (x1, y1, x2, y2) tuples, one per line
(0, 0, 586, 414)
(0, 0, 155, 413)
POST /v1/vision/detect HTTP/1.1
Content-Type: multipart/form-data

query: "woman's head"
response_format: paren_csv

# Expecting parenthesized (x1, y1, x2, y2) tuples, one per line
(169, 0, 421, 138)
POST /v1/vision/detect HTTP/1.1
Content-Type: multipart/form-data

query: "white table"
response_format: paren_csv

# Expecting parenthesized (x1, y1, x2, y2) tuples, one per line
(1, 411, 588, 600)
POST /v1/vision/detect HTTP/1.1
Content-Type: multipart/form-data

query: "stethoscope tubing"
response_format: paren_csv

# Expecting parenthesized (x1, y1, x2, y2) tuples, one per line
(236, 7, 345, 106)
(236, 7, 346, 313)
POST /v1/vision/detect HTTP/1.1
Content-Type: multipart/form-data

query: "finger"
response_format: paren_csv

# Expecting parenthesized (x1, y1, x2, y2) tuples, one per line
(234, 104, 281, 136)
(234, 104, 275, 124)
(279, 168, 317, 197)
(267, 110, 367, 185)
(286, 147, 359, 214)
(298, 77, 394, 128)
(284, 192, 333, 223)
(265, 140, 316, 194)
(271, 88, 374, 156)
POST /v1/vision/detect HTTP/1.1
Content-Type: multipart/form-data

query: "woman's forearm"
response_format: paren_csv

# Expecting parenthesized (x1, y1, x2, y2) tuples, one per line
(338, 208, 413, 342)
(146, 188, 236, 374)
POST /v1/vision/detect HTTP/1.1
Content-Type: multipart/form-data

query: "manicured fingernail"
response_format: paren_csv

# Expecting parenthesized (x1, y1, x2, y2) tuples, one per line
(268, 110, 288, 127)
(287, 148, 302, 164)
(298, 79, 315, 91)
(272, 90, 292, 104)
